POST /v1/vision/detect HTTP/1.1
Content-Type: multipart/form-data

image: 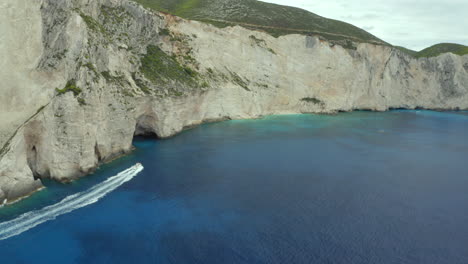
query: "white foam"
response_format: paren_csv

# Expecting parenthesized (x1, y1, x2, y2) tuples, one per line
(0, 163, 143, 240)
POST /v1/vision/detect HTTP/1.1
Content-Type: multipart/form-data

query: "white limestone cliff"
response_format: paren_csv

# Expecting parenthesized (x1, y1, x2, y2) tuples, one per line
(0, 0, 467, 203)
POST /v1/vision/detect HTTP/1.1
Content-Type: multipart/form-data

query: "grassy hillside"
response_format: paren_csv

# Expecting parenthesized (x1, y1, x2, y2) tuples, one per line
(132, 0, 386, 45)
(414, 43, 468, 58)
(395, 43, 468, 58)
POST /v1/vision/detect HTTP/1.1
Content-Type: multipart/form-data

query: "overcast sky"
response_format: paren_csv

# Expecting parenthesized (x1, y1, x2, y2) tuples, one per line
(263, 0, 468, 51)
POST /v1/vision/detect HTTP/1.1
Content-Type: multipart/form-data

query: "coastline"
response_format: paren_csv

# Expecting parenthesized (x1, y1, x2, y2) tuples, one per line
(1, 109, 467, 208)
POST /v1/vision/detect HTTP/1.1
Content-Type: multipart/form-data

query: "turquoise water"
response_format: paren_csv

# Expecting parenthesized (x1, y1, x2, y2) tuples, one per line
(1, 111, 468, 263)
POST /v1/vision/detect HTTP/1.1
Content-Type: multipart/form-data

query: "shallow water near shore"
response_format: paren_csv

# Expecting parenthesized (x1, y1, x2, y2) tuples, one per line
(1, 111, 468, 263)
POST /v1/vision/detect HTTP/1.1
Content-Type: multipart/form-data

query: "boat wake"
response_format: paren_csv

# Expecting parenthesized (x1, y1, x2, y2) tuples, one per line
(0, 163, 143, 241)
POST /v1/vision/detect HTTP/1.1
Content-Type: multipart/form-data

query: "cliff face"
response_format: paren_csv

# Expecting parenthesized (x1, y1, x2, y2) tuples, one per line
(0, 0, 467, 204)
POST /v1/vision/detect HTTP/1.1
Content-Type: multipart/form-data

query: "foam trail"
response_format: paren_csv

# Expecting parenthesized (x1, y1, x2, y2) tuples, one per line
(0, 163, 143, 240)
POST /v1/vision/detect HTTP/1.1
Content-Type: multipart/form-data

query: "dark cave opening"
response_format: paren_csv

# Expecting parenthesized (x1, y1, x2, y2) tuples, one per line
(133, 115, 160, 140)
(27, 146, 41, 180)
(95, 143, 102, 162)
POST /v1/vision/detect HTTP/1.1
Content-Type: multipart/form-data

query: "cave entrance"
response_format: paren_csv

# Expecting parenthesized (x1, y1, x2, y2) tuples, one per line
(27, 145, 41, 180)
(133, 115, 160, 140)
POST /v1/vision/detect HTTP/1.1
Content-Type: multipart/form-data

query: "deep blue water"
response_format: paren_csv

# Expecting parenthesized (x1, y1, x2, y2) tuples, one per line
(1, 111, 468, 264)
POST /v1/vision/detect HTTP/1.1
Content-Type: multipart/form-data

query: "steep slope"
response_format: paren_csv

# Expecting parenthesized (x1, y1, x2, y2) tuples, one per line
(134, 0, 468, 58)
(0, 0, 467, 204)
(0, 0, 56, 150)
(133, 0, 386, 45)
(394, 46, 418, 57)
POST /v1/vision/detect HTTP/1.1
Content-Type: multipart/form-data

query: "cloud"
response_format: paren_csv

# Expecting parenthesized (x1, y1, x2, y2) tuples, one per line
(262, 0, 468, 50)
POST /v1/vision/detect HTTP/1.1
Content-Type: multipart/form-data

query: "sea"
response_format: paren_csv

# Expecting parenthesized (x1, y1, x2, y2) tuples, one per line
(0, 110, 467, 264)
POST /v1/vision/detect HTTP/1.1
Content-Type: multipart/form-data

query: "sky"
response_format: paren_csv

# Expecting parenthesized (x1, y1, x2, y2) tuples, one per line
(262, 0, 468, 51)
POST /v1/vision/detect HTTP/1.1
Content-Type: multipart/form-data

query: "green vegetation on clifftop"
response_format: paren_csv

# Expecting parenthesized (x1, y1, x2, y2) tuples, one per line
(132, 0, 467, 57)
(396, 43, 468, 58)
(414, 43, 468, 58)
(132, 0, 386, 45)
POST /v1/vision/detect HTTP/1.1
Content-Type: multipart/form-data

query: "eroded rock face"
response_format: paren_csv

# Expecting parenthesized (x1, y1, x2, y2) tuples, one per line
(0, 0, 55, 148)
(0, 0, 467, 203)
